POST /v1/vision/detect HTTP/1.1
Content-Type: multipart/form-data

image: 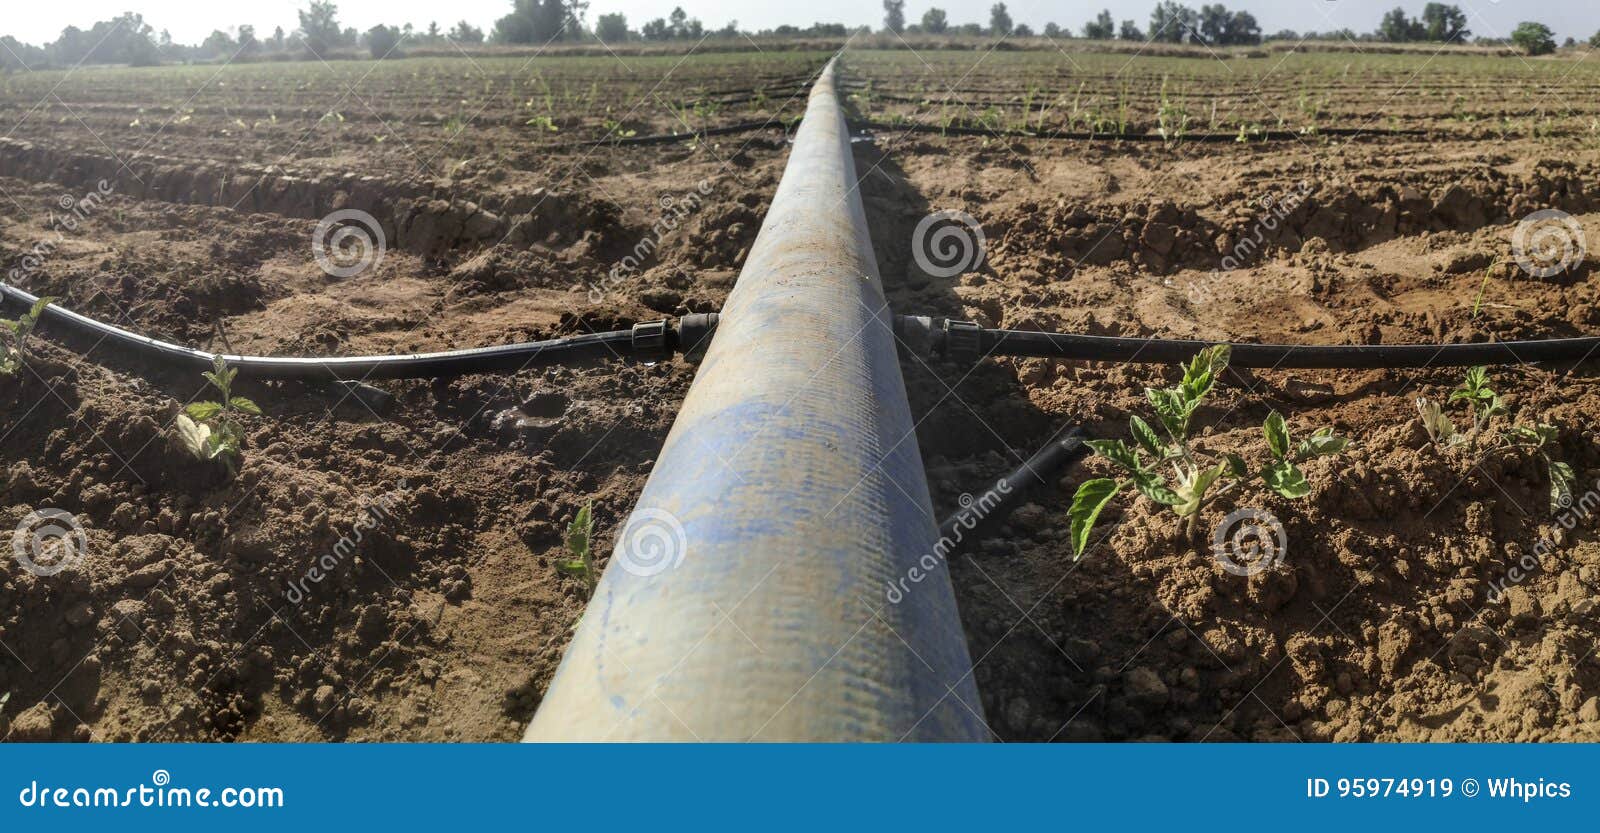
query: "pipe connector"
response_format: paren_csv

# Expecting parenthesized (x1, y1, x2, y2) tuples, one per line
(673, 312, 720, 363)
(942, 319, 983, 361)
(631, 319, 670, 360)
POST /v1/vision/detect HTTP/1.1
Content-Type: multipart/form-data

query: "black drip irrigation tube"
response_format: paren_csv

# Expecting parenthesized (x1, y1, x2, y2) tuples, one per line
(936, 428, 1091, 548)
(896, 316, 1600, 369)
(542, 118, 801, 150)
(0, 281, 721, 381)
(850, 119, 1427, 143)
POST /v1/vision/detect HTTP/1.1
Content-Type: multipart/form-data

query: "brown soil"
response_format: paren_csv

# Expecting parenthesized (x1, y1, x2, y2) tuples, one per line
(4, 47, 1600, 742)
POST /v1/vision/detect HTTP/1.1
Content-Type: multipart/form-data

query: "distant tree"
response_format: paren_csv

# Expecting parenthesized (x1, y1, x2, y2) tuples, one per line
(1198, 4, 1230, 44)
(1150, 1, 1198, 44)
(1013, 24, 1033, 37)
(1083, 10, 1114, 39)
(51, 13, 160, 65)
(1511, 21, 1556, 55)
(641, 18, 669, 40)
(883, 0, 905, 34)
(1268, 29, 1299, 41)
(921, 8, 949, 34)
(1590, 30, 1600, 48)
(595, 12, 629, 42)
(957, 22, 983, 36)
(297, 1, 343, 57)
(674, 8, 704, 39)
(270, 26, 287, 51)
(237, 25, 260, 55)
(449, 21, 485, 43)
(716, 20, 739, 38)
(1120, 19, 1143, 40)
(989, 3, 1013, 36)
(366, 24, 402, 58)
(493, 0, 580, 43)
(1223, 11, 1260, 45)
(1420, 3, 1469, 43)
(201, 30, 236, 59)
(1378, 7, 1425, 42)
(1043, 22, 1061, 38)
(0, 36, 48, 70)
(426, 21, 442, 41)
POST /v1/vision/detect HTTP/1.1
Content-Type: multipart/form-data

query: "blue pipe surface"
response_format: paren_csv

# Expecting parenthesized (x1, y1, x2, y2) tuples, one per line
(524, 57, 988, 741)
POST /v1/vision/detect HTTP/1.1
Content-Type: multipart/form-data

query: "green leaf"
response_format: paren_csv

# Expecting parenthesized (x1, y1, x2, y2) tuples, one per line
(1085, 438, 1143, 474)
(564, 504, 593, 560)
(1129, 415, 1164, 458)
(184, 401, 223, 421)
(1416, 398, 1455, 444)
(1264, 411, 1290, 458)
(1173, 462, 1228, 517)
(1132, 471, 1181, 506)
(1223, 452, 1250, 479)
(1263, 460, 1312, 499)
(1180, 344, 1230, 403)
(27, 296, 56, 320)
(229, 396, 263, 416)
(1068, 478, 1124, 559)
(175, 414, 213, 458)
(1146, 387, 1190, 439)
(1292, 427, 1348, 461)
(1548, 459, 1576, 515)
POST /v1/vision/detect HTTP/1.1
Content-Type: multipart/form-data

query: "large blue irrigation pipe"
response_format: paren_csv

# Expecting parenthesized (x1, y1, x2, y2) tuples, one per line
(524, 58, 989, 741)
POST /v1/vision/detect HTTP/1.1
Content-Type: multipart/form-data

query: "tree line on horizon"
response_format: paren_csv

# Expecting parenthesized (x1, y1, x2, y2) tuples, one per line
(0, 1, 1590, 70)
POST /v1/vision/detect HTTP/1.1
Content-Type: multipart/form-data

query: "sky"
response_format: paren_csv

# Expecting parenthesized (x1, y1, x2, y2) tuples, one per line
(2, 0, 1595, 46)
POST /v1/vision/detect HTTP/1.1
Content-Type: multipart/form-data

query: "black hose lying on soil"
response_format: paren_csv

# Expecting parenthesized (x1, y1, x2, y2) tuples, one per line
(970, 326, 1600, 368)
(936, 428, 1091, 550)
(851, 119, 1427, 142)
(544, 118, 800, 149)
(0, 281, 675, 381)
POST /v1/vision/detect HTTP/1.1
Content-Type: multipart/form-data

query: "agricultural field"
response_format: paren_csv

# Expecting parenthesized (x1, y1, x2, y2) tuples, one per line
(3, 42, 1600, 742)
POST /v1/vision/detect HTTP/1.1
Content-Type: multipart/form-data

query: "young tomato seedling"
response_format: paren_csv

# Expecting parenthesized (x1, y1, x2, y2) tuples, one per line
(1416, 366, 1574, 513)
(1067, 345, 1348, 558)
(557, 503, 597, 591)
(0, 296, 57, 376)
(175, 355, 261, 474)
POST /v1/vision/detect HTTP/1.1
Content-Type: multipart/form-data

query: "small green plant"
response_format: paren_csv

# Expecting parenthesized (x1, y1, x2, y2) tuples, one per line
(1067, 345, 1348, 557)
(557, 503, 597, 590)
(1416, 366, 1574, 513)
(1156, 76, 1191, 143)
(0, 296, 56, 376)
(175, 355, 260, 474)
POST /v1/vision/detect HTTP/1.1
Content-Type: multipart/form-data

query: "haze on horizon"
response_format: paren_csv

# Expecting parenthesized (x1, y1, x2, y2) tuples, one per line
(2, 0, 1595, 47)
